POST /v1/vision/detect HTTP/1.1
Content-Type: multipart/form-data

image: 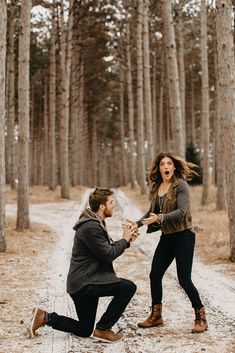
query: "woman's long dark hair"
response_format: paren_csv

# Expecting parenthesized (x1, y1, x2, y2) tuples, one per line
(148, 152, 199, 184)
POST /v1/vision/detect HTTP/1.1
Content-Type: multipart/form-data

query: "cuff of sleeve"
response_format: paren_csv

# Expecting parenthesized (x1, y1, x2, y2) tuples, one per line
(136, 220, 143, 228)
(122, 239, 130, 248)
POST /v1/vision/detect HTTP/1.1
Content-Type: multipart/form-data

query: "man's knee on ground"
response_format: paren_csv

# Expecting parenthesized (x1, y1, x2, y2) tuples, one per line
(78, 327, 94, 338)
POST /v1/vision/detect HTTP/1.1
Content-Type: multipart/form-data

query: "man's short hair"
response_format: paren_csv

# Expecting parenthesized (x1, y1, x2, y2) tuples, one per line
(89, 188, 114, 212)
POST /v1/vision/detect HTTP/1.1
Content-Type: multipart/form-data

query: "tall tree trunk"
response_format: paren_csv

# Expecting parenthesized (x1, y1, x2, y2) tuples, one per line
(216, 0, 235, 261)
(0, 0, 7, 252)
(136, 0, 147, 194)
(190, 65, 196, 146)
(165, 97, 171, 151)
(158, 49, 164, 154)
(126, 21, 136, 189)
(70, 4, 80, 186)
(37, 86, 44, 185)
(162, 0, 184, 158)
(43, 79, 49, 185)
(30, 85, 36, 185)
(214, 47, 226, 210)
(119, 64, 127, 185)
(78, 59, 86, 186)
(48, 3, 57, 190)
(91, 116, 98, 186)
(99, 143, 106, 187)
(143, 0, 153, 164)
(176, 2, 186, 148)
(152, 52, 157, 149)
(201, 0, 210, 206)
(6, 3, 16, 188)
(17, 0, 31, 230)
(59, 0, 72, 199)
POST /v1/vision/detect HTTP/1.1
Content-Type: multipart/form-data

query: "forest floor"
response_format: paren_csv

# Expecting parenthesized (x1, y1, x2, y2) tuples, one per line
(0, 184, 235, 353)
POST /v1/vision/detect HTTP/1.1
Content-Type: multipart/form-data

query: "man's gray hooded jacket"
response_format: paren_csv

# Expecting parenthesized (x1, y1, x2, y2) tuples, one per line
(66, 208, 129, 295)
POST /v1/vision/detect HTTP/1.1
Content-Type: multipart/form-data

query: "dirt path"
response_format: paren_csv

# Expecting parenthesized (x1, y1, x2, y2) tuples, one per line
(3, 189, 235, 353)
(3, 189, 90, 353)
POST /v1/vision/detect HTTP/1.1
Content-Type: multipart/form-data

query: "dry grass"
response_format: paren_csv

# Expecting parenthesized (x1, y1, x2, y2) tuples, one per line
(0, 185, 86, 346)
(5, 184, 86, 204)
(3, 183, 234, 267)
(0, 217, 57, 343)
(190, 185, 230, 263)
(4, 185, 86, 256)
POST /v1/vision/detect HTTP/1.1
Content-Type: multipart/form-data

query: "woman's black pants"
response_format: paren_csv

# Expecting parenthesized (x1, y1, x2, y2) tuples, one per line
(150, 229, 203, 309)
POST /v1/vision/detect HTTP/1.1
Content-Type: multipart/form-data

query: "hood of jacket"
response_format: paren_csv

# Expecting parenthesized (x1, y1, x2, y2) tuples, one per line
(73, 208, 106, 231)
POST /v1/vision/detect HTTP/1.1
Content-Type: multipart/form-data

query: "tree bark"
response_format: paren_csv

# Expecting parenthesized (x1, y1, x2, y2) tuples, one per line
(70, 3, 80, 186)
(91, 116, 98, 187)
(48, 2, 57, 190)
(136, 0, 147, 194)
(43, 79, 49, 185)
(176, 2, 186, 150)
(158, 49, 164, 154)
(126, 21, 136, 189)
(200, 0, 210, 206)
(143, 0, 153, 164)
(190, 65, 196, 146)
(162, 0, 184, 158)
(152, 52, 157, 151)
(216, 0, 235, 261)
(59, 0, 71, 199)
(214, 47, 226, 210)
(78, 59, 86, 186)
(6, 3, 16, 189)
(0, 0, 7, 252)
(17, 0, 31, 230)
(119, 64, 128, 185)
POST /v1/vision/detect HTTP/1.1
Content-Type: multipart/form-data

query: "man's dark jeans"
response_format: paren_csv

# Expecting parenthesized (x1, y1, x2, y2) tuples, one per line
(150, 229, 203, 309)
(48, 278, 136, 337)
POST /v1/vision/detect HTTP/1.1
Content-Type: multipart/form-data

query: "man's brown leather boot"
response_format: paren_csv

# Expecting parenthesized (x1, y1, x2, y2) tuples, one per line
(138, 304, 163, 328)
(29, 307, 48, 338)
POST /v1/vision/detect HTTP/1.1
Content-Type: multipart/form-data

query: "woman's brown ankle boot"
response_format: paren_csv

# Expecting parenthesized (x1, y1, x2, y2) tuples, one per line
(192, 307, 208, 333)
(138, 304, 163, 328)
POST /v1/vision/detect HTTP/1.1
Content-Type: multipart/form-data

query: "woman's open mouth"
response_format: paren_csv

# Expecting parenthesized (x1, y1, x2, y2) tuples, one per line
(165, 171, 170, 176)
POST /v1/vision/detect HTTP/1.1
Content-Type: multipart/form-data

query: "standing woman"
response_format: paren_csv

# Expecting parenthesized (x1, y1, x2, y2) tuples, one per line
(130, 152, 207, 333)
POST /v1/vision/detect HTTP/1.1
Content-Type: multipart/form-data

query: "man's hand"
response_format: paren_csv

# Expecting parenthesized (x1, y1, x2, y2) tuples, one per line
(126, 219, 138, 231)
(122, 223, 139, 242)
(130, 229, 139, 242)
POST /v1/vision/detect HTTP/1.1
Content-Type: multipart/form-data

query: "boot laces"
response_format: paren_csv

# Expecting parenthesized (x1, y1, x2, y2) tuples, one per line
(149, 306, 160, 321)
(195, 317, 206, 324)
(195, 310, 206, 324)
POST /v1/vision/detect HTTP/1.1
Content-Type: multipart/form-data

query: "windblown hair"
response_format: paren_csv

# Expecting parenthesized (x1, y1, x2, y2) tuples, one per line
(148, 152, 199, 184)
(89, 188, 114, 212)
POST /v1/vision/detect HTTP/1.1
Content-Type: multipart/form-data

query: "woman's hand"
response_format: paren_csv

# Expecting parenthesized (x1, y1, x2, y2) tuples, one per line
(141, 213, 160, 225)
